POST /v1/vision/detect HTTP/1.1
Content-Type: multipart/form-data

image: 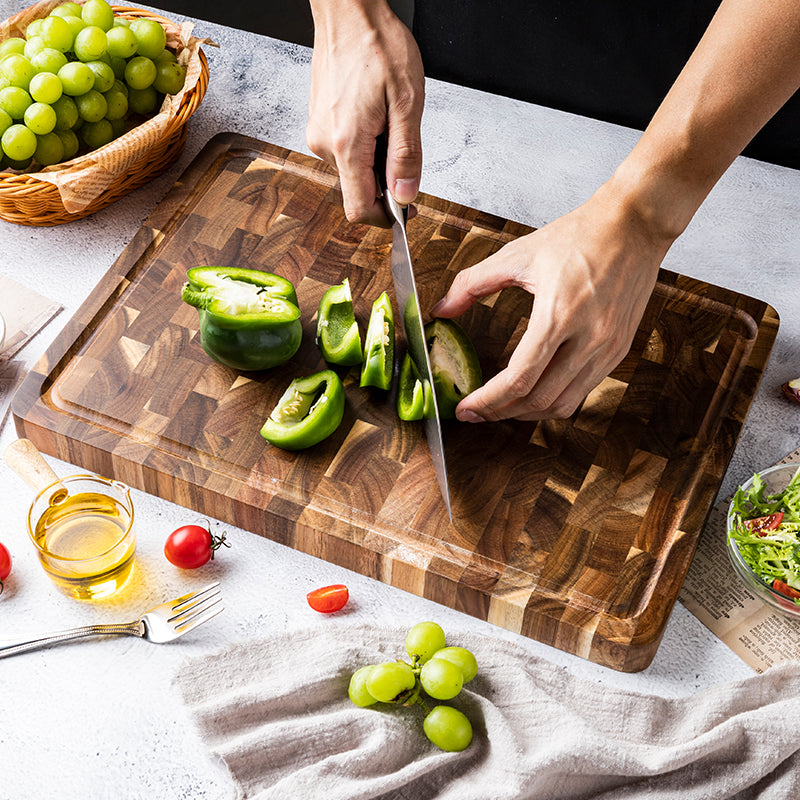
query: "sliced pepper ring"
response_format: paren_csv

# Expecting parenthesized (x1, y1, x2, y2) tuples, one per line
(260, 369, 345, 450)
(316, 278, 363, 366)
(397, 352, 434, 421)
(360, 291, 394, 390)
(425, 318, 482, 419)
(182, 266, 302, 371)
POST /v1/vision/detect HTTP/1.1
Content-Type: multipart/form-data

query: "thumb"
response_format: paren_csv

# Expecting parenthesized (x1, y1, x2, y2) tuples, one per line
(386, 121, 422, 205)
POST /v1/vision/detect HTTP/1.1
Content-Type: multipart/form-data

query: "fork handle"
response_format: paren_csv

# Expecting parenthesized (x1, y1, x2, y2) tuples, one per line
(0, 621, 144, 658)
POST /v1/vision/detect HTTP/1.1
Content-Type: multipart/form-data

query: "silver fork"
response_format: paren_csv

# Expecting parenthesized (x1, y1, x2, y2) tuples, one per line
(0, 582, 223, 659)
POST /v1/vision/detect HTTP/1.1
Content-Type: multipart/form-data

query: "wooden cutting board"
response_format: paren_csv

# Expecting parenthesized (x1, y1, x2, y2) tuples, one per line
(12, 133, 778, 671)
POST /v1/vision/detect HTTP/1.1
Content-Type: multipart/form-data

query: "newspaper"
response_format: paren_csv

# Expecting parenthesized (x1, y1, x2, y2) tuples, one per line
(679, 449, 800, 673)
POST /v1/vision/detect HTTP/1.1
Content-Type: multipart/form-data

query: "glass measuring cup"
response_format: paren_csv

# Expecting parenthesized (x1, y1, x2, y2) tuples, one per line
(6, 439, 136, 601)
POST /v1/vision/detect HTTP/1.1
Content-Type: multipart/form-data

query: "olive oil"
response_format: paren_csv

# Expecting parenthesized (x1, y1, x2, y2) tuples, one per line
(33, 490, 135, 600)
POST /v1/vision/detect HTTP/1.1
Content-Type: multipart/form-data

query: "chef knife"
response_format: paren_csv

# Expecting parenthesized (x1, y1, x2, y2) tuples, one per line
(374, 137, 453, 520)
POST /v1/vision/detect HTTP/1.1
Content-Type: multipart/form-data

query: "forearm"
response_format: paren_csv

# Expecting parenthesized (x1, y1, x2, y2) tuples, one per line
(609, 0, 800, 242)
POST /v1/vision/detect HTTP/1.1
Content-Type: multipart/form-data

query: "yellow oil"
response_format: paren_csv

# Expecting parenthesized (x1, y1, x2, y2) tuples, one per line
(33, 491, 135, 600)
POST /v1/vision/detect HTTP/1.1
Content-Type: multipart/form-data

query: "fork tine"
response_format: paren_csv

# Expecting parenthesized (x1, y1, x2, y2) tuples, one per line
(172, 598, 224, 635)
(170, 588, 222, 627)
(169, 581, 220, 611)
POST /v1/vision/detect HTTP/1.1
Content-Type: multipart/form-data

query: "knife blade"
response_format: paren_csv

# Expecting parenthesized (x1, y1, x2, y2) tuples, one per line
(374, 138, 453, 520)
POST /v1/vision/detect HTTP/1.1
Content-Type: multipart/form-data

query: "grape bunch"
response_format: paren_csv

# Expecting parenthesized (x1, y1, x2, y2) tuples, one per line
(0, 0, 186, 170)
(348, 622, 478, 752)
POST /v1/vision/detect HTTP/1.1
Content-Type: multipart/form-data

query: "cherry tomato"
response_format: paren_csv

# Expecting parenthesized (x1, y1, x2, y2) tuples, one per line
(0, 542, 10, 596)
(745, 512, 784, 536)
(164, 523, 228, 569)
(772, 580, 800, 600)
(307, 584, 349, 613)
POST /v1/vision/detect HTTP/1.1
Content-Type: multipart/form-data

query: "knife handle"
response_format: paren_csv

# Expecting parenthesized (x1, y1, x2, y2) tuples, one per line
(374, 133, 408, 227)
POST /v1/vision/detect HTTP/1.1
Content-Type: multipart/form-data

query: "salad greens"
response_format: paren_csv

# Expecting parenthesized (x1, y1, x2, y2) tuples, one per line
(729, 465, 800, 601)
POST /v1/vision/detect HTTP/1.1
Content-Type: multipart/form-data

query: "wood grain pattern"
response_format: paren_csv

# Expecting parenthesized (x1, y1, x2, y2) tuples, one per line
(12, 133, 779, 671)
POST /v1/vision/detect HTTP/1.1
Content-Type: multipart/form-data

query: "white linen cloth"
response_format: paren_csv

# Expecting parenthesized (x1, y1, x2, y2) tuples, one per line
(174, 623, 800, 799)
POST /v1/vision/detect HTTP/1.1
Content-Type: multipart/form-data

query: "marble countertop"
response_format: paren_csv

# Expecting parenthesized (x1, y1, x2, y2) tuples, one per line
(1, 3, 799, 797)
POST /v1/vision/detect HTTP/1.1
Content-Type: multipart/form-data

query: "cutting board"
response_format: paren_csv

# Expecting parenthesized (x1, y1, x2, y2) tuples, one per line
(12, 133, 779, 671)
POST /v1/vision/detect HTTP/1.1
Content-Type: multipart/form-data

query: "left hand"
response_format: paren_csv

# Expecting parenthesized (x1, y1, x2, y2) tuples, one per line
(431, 183, 672, 422)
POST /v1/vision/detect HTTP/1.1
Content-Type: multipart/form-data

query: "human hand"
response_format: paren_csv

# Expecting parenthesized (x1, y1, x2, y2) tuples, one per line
(306, 0, 425, 226)
(431, 184, 674, 422)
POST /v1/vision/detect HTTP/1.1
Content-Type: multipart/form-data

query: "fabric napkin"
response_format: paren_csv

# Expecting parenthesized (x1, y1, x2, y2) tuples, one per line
(174, 623, 800, 799)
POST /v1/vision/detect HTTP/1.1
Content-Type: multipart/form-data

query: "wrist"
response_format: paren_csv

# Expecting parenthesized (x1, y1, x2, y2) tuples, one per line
(310, 0, 395, 32)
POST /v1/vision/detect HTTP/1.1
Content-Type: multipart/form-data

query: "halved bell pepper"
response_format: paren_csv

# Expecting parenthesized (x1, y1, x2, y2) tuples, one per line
(182, 266, 302, 371)
(260, 369, 345, 450)
(316, 278, 363, 366)
(425, 318, 482, 419)
(360, 291, 394, 390)
(397, 352, 433, 421)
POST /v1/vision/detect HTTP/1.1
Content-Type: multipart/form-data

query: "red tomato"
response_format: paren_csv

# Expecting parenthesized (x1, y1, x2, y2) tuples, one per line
(0, 542, 10, 595)
(745, 512, 784, 536)
(164, 523, 228, 569)
(307, 584, 349, 613)
(772, 580, 800, 600)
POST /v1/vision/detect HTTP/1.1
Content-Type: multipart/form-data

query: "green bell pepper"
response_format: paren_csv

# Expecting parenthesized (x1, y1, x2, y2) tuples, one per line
(316, 278, 363, 366)
(425, 318, 482, 419)
(260, 369, 345, 450)
(360, 291, 394, 390)
(182, 266, 302, 371)
(397, 352, 433, 421)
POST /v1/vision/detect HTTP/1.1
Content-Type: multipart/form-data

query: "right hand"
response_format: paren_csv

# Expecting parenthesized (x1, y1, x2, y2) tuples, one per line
(306, 0, 425, 226)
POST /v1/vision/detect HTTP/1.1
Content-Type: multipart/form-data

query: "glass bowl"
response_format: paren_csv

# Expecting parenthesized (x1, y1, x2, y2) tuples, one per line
(726, 462, 800, 618)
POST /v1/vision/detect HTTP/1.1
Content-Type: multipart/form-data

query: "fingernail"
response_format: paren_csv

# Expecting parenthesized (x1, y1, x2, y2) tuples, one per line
(430, 299, 445, 316)
(457, 409, 485, 424)
(394, 178, 418, 205)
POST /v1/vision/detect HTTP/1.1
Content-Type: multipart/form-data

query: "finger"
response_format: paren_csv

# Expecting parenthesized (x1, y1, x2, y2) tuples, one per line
(337, 154, 391, 228)
(432, 240, 532, 318)
(455, 322, 559, 422)
(386, 115, 422, 206)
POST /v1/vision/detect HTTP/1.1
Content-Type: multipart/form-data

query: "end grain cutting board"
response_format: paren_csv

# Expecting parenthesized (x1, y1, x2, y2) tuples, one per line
(12, 133, 778, 671)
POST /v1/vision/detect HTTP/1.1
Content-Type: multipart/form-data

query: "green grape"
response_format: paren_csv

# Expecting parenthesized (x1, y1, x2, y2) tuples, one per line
(81, 0, 115, 32)
(55, 128, 79, 160)
(51, 94, 79, 130)
(348, 665, 378, 707)
(124, 56, 156, 90)
(0, 108, 12, 137)
(24, 19, 44, 39)
(80, 118, 113, 149)
(86, 60, 115, 92)
(153, 59, 185, 95)
(430, 647, 478, 684)
(1, 123, 37, 161)
(127, 85, 158, 115)
(419, 657, 463, 700)
(30, 48, 68, 75)
(0, 86, 32, 120)
(0, 38, 26, 58)
(130, 18, 166, 60)
(58, 61, 95, 96)
(108, 116, 126, 138)
(105, 25, 138, 59)
(61, 14, 87, 39)
(155, 48, 177, 65)
(51, 2, 83, 18)
(23, 36, 47, 61)
(40, 15, 74, 53)
(33, 130, 64, 165)
(5, 155, 32, 170)
(423, 706, 473, 752)
(23, 101, 56, 134)
(365, 661, 416, 703)
(108, 55, 127, 80)
(29, 72, 63, 105)
(1, 54, 36, 90)
(405, 622, 446, 664)
(103, 85, 128, 120)
(74, 26, 108, 62)
(75, 88, 107, 122)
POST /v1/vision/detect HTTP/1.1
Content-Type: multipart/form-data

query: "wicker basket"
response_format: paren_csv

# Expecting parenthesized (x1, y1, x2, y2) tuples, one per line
(0, 5, 209, 226)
